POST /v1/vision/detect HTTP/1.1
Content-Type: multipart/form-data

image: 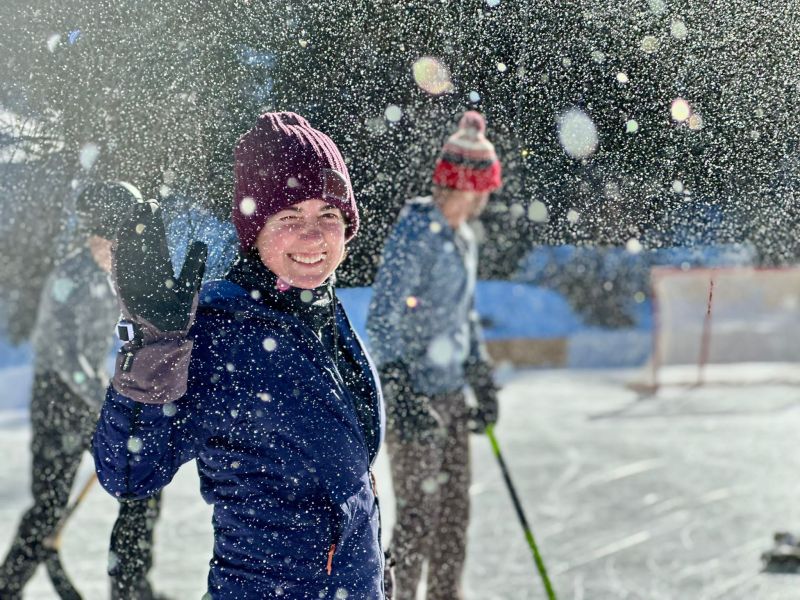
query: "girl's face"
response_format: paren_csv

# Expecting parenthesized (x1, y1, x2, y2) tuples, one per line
(255, 198, 346, 289)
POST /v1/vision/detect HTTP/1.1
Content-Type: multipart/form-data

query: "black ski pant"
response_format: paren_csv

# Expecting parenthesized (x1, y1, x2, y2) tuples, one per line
(108, 495, 163, 600)
(386, 390, 471, 600)
(0, 370, 162, 599)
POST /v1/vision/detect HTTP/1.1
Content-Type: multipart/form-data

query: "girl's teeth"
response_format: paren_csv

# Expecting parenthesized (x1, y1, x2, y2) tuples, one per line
(291, 254, 325, 264)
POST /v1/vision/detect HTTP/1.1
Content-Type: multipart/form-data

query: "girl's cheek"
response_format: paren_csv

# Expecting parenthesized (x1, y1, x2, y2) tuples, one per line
(321, 221, 346, 233)
(269, 226, 297, 240)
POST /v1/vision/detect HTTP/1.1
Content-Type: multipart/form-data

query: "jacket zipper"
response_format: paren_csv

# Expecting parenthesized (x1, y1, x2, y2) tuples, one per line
(327, 543, 336, 575)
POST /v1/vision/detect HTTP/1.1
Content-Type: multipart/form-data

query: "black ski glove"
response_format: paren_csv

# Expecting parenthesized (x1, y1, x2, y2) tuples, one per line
(465, 359, 499, 433)
(379, 361, 443, 442)
(111, 201, 208, 404)
(114, 201, 207, 332)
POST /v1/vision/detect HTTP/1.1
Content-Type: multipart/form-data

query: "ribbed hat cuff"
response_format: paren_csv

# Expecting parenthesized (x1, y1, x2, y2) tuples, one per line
(432, 159, 502, 192)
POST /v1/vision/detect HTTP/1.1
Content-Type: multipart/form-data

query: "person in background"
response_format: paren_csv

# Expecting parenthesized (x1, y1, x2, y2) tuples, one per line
(0, 182, 166, 600)
(366, 111, 503, 600)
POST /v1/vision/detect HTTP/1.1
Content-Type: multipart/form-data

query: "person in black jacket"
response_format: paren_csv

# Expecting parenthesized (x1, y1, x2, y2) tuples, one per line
(0, 182, 166, 600)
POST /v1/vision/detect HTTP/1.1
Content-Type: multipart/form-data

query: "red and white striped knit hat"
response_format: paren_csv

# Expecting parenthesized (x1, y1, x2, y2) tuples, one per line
(432, 111, 502, 193)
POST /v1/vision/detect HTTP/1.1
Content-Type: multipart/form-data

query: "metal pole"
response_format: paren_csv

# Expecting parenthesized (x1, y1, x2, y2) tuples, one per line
(486, 425, 557, 600)
(44, 472, 99, 550)
(696, 272, 715, 386)
(41, 471, 98, 599)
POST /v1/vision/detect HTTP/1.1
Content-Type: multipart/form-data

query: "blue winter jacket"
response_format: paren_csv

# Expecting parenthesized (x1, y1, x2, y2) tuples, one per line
(92, 278, 386, 599)
(366, 197, 489, 395)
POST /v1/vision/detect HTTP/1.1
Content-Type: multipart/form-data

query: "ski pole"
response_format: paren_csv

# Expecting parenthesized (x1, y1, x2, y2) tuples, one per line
(42, 472, 98, 599)
(44, 471, 99, 550)
(486, 424, 557, 600)
(44, 551, 82, 600)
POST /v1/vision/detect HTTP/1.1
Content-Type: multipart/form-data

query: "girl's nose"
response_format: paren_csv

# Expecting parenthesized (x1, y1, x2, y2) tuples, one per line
(298, 218, 325, 240)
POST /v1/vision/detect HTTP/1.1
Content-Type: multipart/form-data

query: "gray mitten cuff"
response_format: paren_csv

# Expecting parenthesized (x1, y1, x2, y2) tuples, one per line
(112, 336, 194, 404)
(110, 292, 198, 404)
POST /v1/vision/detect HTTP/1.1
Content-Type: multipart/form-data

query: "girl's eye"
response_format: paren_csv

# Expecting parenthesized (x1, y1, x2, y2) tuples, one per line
(322, 212, 342, 220)
(279, 214, 300, 222)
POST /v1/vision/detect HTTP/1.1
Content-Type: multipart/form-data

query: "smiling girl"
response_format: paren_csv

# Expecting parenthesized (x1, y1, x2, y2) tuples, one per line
(92, 113, 387, 599)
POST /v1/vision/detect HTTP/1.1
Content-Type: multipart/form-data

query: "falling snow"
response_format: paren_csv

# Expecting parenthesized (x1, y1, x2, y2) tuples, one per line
(2, 0, 800, 597)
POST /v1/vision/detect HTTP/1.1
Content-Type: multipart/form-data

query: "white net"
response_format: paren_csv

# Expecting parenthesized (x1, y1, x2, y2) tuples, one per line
(635, 267, 800, 388)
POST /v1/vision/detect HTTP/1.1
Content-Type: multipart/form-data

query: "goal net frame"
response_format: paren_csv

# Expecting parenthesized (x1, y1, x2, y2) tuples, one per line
(633, 266, 800, 391)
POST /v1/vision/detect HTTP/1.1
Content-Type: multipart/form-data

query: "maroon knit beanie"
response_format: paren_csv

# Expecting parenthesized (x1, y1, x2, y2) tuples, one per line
(432, 111, 502, 192)
(232, 112, 359, 251)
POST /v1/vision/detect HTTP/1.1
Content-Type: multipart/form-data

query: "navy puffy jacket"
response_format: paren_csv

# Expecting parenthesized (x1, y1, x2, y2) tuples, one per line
(92, 279, 386, 599)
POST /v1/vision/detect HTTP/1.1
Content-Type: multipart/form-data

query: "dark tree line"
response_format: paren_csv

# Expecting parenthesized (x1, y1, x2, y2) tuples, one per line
(1, 0, 798, 340)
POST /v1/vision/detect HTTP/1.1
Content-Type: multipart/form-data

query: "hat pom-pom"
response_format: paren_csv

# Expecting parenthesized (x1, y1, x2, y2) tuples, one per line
(458, 110, 486, 134)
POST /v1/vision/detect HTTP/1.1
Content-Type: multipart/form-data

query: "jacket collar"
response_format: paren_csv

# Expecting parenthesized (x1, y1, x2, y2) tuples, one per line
(198, 257, 385, 465)
(222, 251, 335, 346)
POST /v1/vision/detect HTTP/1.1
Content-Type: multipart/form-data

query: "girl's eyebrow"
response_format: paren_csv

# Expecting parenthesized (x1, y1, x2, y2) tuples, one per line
(275, 206, 302, 214)
(274, 203, 340, 217)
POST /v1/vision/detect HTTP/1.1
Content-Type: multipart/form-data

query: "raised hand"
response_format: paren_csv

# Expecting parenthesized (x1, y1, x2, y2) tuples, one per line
(111, 200, 208, 404)
(113, 201, 207, 334)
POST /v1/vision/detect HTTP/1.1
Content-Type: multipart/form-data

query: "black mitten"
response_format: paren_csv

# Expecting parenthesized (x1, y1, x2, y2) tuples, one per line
(379, 362, 443, 442)
(111, 201, 208, 404)
(113, 201, 207, 333)
(465, 359, 499, 433)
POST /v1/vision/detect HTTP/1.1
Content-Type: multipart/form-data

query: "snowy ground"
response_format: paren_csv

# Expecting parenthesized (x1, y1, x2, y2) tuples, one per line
(2, 366, 800, 599)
